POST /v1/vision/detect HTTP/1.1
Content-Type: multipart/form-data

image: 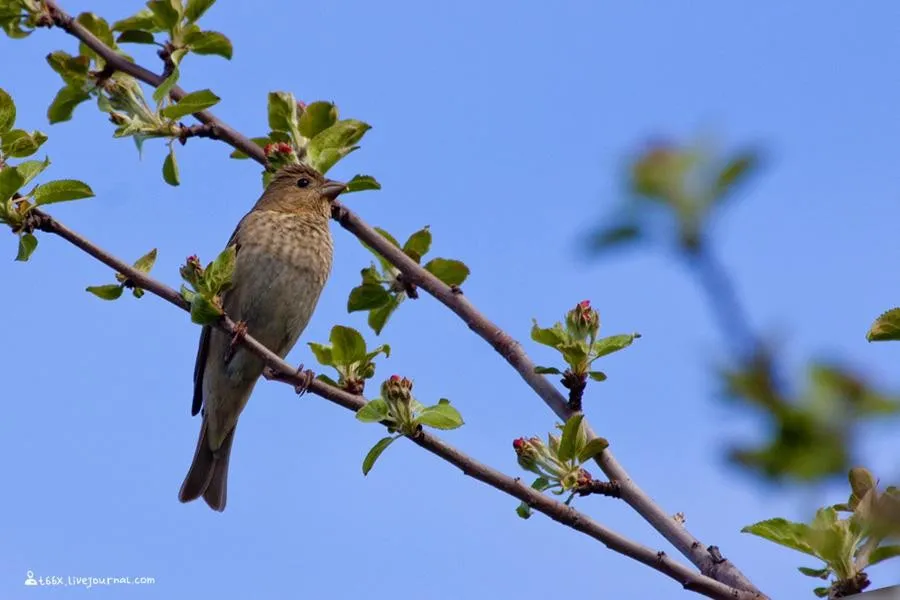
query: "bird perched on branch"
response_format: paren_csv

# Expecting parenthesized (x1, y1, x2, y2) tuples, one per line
(178, 162, 346, 512)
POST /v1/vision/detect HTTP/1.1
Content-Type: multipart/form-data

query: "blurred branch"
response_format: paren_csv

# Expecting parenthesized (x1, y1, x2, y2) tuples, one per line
(35, 4, 762, 594)
(26, 207, 759, 600)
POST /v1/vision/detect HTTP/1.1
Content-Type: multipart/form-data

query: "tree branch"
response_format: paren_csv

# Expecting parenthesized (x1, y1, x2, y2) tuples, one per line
(26, 207, 758, 600)
(36, 2, 763, 594)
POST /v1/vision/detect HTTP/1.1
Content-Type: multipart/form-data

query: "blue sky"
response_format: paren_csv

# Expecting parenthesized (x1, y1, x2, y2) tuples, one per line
(1, 1, 899, 598)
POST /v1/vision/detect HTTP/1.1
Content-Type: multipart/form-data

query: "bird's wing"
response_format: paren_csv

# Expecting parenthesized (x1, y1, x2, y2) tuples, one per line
(191, 221, 246, 417)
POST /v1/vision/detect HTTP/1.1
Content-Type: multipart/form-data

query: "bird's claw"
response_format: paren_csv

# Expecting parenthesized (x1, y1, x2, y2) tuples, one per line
(294, 364, 315, 396)
(224, 320, 248, 365)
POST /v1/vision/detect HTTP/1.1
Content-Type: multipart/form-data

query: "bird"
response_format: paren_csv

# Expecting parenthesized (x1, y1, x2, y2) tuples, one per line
(178, 162, 346, 512)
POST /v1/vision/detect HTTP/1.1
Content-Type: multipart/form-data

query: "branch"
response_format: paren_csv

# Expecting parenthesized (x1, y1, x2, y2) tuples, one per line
(27, 207, 758, 600)
(36, 3, 763, 594)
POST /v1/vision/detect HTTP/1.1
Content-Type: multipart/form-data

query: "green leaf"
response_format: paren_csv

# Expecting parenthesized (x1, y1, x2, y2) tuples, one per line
(205, 245, 236, 294)
(0, 165, 24, 199)
(75, 13, 115, 48)
(189, 294, 222, 325)
(362, 436, 396, 475)
(47, 86, 91, 124)
(1, 129, 48, 158)
(16, 157, 50, 187)
(577, 437, 609, 463)
(374, 227, 401, 248)
(368, 295, 401, 335)
(797, 566, 830, 579)
(867, 308, 900, 342)
(416, 403, 464, 430)
(740, 518, 817, 556)
(112, 9, 159, 32)
(307, 342, 334, 367)
(307, 119, 371, 172)
(714, 151, 758, 201)
(267, 91, 297, 133)
(558, 414, 585, 463)
(160, 89, 220, 120)
(133, 248, 158, 273)
(298, 101, 338, 139)
(423, 258, 469, 287)
(365, 343, 391, 362)
(592, 333, 639, 358)
(184, 0, 215, 22)
(163, 147, 180, 186)
(848, 467, 876, 500)
(45, 51, 90, 85)
(153, 66, 180, 104)
(316, 373, 340, 387)
(361, 265, 381, 285)
(403, 227, 431, 263)
(355, 398, 389, 423)
(813, 588, 829, 598)
(345, 174, 381, 193)
(0, 86, 16, 134)
(185, 29, 232, 59)
(868, 545, 900, 567)
(230, 137, 270, 159)
(589, 223, 643, 252)
(33, 179, 94, 205)
(86, 283, 124, 300)
(516, 503, 533, 519)
(308, 146, 358, 175)
(588, 371, 607, 382)
(530, 320, 567, 350)
(116, 29, 155, 44)
(147, 0, 180, 30)
(15, 233, 37, 262)
(561, 342, 589, 368)
(534, 366, 562, 375)
(347, 283, 391, 312)
(330, 325, 367, 365)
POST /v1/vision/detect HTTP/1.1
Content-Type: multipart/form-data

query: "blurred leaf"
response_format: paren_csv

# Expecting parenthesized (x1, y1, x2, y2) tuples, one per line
(163, 147, 180, 186)
(75, 13, 115, 48)
(153, 66, 180, 104)
(33, 179, 94, 205)
(347, 284, 390, 312)
(86, 283, 124, 300)
(184, 0, 216, 23)
(416, 403, 464, 430)
(15, 233, 37, 262)
(714, 151, 758, 202)
(133, 248, 158, 273)
(558, 414, 585, 463)
(531, 321, 567, 350)
(403, 227, 431, 263)
(797, 566, 830, 579)
(588, 371, 607, 382)
(160, 89, 220, 119)
(534, 366, 562, 375)
(307, 341, 334, 367)
(45, 51, 90, 85)
(869, 545, 900, 567)
(116, 29, 155, 44)
(741, 518, 816, 556)
(205, 245, 236, 293)
(0, 87, 16, 133)
(516, 503, 533, 519)
(592, 333, 640, 359)
(47, 86, 91, 123)
(345, 174, 381, 193)
(298, 101, 337, 139)
(589, 223, 643, 252)
(362, 436, 395, 475)
(189, 294, 222, 325)
(848, 467, 876, 501)
(423, 258, 469, 286)
(813, 588, 829, 598)
(184, 30, 232, 59)
(147, 0, 180, 30)
(374, 227, 401, 248)
(867, 308, 900, 342)
(1, 129, 48, 157)
(368, 295, 400, 335)
(356, 398, 388, 423)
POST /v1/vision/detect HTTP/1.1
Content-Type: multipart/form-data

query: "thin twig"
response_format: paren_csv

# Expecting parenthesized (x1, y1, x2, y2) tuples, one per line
(36, 3, 763, 594)
(28, 207, 757, 600)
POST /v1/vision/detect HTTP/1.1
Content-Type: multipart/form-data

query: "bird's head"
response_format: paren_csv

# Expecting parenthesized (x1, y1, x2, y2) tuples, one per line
(255, 163, 346, 218)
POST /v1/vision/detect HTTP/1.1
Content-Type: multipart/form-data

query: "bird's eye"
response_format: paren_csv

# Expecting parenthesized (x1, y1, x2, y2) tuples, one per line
(297, 178, 311, 188)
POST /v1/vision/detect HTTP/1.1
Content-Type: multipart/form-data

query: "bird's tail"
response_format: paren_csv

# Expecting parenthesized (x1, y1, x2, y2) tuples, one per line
(178, 418, 236, 512)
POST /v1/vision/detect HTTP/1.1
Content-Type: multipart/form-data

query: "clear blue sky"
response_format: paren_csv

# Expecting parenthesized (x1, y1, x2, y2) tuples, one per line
(1, 1, 898, 598)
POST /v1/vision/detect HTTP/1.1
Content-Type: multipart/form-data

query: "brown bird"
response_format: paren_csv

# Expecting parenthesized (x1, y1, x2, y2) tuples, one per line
(178, 162, 346, 512)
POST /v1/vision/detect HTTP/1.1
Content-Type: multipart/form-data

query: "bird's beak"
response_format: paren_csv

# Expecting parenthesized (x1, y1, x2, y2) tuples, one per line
(320, 180, 347, 200)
